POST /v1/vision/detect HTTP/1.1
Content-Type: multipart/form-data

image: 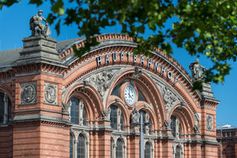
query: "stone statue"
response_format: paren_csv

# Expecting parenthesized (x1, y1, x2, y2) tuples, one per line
(189, 58, 206, 80)
(102, 107, 111, 121)
(30, 10, 50, 37)
(131, 109, 140, 125)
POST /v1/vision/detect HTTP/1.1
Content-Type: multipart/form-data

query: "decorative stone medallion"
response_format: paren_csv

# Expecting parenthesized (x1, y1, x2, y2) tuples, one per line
(206, 114, 213, 131)
(44, 83, 57, 105)
(21, 82, 37, 104)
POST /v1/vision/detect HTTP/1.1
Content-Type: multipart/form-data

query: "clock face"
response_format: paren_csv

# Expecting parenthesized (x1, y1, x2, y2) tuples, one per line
(124, 84, 137, 106)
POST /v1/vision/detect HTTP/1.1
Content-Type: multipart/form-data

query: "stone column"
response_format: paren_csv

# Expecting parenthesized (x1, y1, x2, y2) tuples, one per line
(79, 101, 84, 126)
(117, 109, 121, 131)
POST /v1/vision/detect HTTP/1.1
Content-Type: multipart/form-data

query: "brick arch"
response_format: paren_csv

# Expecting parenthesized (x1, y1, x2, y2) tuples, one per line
(170, 103, 195, 134)
(64, 84, 103, 120)
(107, 96, 130, 129)
(0, 86, 14, 105)
(135, 101, 158, 130)
(105, 68, 166, 129)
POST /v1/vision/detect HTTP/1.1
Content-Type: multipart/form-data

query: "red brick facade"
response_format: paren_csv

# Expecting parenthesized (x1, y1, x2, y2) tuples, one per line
(217, 127, 237, 158)
(0, 34, 220, 157)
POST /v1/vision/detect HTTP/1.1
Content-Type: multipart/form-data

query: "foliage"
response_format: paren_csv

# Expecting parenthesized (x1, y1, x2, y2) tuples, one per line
(0, 0, 237, 84)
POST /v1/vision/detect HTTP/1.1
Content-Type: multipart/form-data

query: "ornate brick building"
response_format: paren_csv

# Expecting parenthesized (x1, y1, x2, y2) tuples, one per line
(217, 126, 237, 158)
(0, 32, 220, 158)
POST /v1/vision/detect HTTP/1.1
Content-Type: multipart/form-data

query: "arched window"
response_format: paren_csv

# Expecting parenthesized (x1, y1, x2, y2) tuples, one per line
(116, 138, 124, 158)
(110, 105, 124, 130)
(110, 105, 118, 129)
(70, 97, 79, 124)
(144, 142, 151, 158)
(69, 97, 87, 126)
(77, 134, 86, 158)
(175, 145, 182, 158)
(171, 116, 180, 138)
(0, 92, 11, 124)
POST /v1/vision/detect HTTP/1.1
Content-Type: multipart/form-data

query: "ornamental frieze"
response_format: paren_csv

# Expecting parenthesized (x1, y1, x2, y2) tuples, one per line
(44, 83, 57, 105)
(21, 82, 37, 104)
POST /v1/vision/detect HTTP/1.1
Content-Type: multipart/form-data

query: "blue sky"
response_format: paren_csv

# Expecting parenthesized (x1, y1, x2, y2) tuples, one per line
(0, 1, 236, 127)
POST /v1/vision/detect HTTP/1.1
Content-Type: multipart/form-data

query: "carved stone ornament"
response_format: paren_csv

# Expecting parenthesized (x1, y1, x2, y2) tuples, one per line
(163, 87, 178, 110)
(206, 115, 213, 131)
(194, 113, 201, 133)
(102, 107, 111, 121)
(85, 69, 119, 97)
(30, 10, 50, 37)
(44, 83, 57, 104)
(131, 109, 140, 125)
(189, 59, 206, 80)
(21, 83, 37, 104)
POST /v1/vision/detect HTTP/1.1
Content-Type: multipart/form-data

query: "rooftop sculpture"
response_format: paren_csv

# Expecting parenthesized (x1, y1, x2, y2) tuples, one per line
(29, 10, 50, 37)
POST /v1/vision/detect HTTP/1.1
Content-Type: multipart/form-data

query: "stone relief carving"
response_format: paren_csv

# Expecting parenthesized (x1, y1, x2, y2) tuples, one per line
(162, 87, 179, 111)
(85, 69, 119, 97)
(146, 71, 182, 112)
(44, 83, 57, 104)
(194, 113, 201, 133)
(206, 115, 213, 131)
(101, 107, 111, 121)
(131, 109, 140, 125)
(21, 82, 37, 104)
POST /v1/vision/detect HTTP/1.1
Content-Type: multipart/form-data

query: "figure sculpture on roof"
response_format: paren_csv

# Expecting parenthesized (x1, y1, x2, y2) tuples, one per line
(30, 10, 50, 37)
(189, 58, 206, 80)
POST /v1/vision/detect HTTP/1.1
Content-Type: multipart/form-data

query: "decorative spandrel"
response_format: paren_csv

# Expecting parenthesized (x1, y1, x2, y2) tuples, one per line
(30, 10, 50, 37)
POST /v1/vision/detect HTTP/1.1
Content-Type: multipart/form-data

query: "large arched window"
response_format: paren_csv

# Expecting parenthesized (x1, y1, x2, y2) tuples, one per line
(0, 92, 11, 124)
(145, 142, 152, 158)
(77, 134, 86, 158)
(69, 97, 87, 126)
(110, 105, 124, 130)
(116, 138, 124, 158)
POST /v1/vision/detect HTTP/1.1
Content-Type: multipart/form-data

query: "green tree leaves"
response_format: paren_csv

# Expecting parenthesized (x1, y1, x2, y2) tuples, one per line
(0, 0, 236, 84)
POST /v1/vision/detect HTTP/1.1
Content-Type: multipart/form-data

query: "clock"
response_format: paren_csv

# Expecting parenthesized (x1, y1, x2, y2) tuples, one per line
(124, 83, 137, 106)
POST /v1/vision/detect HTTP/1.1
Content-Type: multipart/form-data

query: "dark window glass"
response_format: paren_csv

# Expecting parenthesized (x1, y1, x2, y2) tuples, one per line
(144, 142, 151, 158)
(83, 108, 87, 125)
(120, 112, 124, 130)
(70, 134, 73, 158)
(175, 145, 182, 158)
(0, 93, 4, 123)
(70, 97, 79, 124)
(110, 105, 117, 129)
(77, 134, 86, 158)
(116, 139, 123, 158)
(171, 116, 176, 137)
